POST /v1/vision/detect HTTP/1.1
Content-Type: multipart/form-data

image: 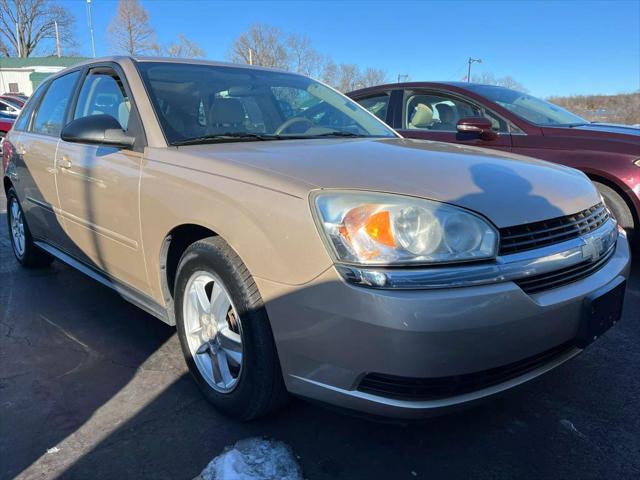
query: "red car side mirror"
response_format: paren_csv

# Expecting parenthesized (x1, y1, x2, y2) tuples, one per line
(456, 117, 498, 140)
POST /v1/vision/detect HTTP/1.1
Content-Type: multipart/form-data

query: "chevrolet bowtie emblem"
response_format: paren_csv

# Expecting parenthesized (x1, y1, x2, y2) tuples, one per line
(581, 236, 601, 262)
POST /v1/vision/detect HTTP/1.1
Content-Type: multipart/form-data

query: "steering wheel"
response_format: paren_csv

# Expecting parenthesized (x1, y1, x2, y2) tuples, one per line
(274, 117, 314, 135)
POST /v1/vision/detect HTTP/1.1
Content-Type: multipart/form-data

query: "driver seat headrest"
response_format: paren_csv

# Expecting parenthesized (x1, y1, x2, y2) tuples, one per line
(209, 98, 245, 128)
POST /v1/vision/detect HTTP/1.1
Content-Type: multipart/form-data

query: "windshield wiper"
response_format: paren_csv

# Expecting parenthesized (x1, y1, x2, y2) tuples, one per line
(172, 132, 283, 146)
(309, 131, 366, 138)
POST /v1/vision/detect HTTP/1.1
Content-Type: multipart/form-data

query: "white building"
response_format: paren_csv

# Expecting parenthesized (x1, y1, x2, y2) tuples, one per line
(0, 57, 88, 95)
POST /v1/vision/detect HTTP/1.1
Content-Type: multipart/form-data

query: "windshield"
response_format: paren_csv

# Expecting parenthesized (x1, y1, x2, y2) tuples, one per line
(466, 85, 588, 126)
(137, 62, 396, 145)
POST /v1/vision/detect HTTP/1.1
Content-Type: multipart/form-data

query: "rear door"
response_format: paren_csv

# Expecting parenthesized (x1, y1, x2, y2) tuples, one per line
(13, 71, 81, 247)
(55, 65, 149, 293)
(396, 89, 513, 151)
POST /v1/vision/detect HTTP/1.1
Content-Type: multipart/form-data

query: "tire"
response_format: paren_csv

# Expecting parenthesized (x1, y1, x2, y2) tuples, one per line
(174, 236, 288, 420)
(594, 182, 635, 242)
(6, 187, 54, 268)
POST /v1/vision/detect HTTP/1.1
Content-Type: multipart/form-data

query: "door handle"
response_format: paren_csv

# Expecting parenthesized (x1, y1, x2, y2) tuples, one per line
(58, 155, 72, 169)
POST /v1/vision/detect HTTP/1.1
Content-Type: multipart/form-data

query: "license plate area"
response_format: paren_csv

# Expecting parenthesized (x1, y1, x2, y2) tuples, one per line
(576, 278, 626, 348)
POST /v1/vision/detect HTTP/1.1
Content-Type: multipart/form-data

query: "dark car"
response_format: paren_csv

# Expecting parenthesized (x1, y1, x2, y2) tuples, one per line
(348, 82, 640, 241)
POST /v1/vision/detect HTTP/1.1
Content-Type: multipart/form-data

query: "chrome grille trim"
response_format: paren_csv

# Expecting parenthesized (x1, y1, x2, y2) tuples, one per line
(515, 243, 616, 294)
(499, 203, 610, 255)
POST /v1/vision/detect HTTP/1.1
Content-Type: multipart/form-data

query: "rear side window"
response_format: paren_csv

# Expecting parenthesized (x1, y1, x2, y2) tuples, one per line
(32, 71, 80, 137)
(13, 85, 46, 131)
(74, 71, 131, 130)
(357, 94, 390, 122)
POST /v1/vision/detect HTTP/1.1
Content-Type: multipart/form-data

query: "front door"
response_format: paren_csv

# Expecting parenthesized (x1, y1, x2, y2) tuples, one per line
(55, 67, 149, 293)
(396, 90, 512, 151)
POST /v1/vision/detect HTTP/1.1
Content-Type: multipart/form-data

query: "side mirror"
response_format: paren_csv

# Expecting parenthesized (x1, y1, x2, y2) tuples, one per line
(61, 114, 135, 148)
(456, 117, 498, 140)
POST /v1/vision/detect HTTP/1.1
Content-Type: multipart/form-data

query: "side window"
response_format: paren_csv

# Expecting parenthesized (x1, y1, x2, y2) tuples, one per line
(32, 71, 80, 137)
(404, 92, 480, 131)
(357, 94, 390, 122)
(13, 85, 46, 131)
(0, 102, 16, 114)
(74, 71, 130, 130)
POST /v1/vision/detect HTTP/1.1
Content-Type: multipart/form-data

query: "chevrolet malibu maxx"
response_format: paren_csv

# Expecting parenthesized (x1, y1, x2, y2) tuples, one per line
(3, 58, 631, 420)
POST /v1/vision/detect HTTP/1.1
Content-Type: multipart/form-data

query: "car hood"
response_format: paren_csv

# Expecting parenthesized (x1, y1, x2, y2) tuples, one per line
(179, 138, 600, 228)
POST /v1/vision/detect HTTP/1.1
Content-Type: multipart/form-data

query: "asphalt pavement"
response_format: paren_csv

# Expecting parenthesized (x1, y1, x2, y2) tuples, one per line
(1, 194, 639, 480)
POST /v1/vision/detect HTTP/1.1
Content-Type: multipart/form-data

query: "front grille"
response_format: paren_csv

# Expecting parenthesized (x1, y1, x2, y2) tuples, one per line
(358, 341, 574, 401)
(515, 244, 616, 294)
(499, 203, 610, 255)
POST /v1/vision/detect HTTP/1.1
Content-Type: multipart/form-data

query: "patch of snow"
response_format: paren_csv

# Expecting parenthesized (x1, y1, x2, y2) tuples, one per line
(200, 437, 303, 480)
(46, 446, 60, 454)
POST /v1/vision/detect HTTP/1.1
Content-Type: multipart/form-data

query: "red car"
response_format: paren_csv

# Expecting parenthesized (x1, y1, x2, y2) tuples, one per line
(0, 111, 14, 145)
(348, 82, 640, 242)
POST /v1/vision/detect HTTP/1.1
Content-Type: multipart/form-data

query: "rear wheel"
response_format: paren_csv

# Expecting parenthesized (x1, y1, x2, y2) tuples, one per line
(174, 236, 287, 420)
(6, 187, 54, 268)
(594, 182, 635, 243)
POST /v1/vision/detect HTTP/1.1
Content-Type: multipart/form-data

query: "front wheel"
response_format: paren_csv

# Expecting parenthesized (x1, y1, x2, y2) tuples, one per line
(594, 182, 635, 243)
(174, 236, 287, 420)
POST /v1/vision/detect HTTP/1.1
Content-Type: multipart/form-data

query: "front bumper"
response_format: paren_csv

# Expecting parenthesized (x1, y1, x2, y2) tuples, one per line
(257, 230, 631, 419)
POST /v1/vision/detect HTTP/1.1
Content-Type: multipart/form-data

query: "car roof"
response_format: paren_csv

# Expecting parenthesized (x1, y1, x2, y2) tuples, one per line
(68, 55, 295, 75)
(348, 81, 508, 97)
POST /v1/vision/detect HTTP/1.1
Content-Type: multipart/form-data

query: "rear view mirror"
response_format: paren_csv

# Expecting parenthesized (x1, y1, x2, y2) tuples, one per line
(61, 114, 135, 148)
(456, 117, 498, 140)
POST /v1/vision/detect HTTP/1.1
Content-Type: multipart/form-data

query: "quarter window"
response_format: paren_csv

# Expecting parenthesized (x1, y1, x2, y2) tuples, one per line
(74, 71, 131, 130)
(357, 94, 390, 122)
(32, 71, 80, 137)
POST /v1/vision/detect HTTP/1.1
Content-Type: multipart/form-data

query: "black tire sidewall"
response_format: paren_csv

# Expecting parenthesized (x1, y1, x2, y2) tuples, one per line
(174, 239, 281, 420)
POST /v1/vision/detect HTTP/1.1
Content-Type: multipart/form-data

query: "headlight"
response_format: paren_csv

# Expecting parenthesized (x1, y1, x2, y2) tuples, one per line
(634, 158, 640, 168)
(311, 191, 499, 265)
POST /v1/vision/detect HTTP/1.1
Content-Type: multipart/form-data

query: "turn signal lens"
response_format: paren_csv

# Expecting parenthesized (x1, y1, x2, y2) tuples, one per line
(312, 191, 499, 266)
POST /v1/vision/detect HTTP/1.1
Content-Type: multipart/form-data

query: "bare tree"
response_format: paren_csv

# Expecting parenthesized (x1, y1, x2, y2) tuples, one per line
(321, 59, 337, 86)
(335, 64, 360, 92)
(229, 23, 388, 91)
(108, 0, 157, 55)
(229, 23, 289, 69)
(0, 0, 75, 57)
(164, 34, 205, 58)
(359, 67, 388, 88)
(287, 33, 323, 78)
(472, 71, 528, 92)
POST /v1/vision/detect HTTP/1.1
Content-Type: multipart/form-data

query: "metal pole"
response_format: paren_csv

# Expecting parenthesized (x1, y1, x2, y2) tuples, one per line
(87, 0, 96, 57)
(15, 22, 21, 57)
(467, 58, 471, 83)
(55, 21, 61, 58)
(248, 48, 253, 65)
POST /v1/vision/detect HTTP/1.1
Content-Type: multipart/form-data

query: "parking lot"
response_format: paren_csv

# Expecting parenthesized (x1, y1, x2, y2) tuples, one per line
(1, 192, 639, 480)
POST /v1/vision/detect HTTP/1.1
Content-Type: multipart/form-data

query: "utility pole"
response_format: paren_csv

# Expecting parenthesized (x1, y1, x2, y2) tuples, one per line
(248, 48, 253, 65)
(467, 57, 482, 82)
(86, 0, 96, 57)
(55, 21, 61, 58)
(15, 22, 21, 57)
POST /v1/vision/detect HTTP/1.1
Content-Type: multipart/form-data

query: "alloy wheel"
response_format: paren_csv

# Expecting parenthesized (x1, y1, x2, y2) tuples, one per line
(183, 271, 243, 393)
(9, 198, 25, 257)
